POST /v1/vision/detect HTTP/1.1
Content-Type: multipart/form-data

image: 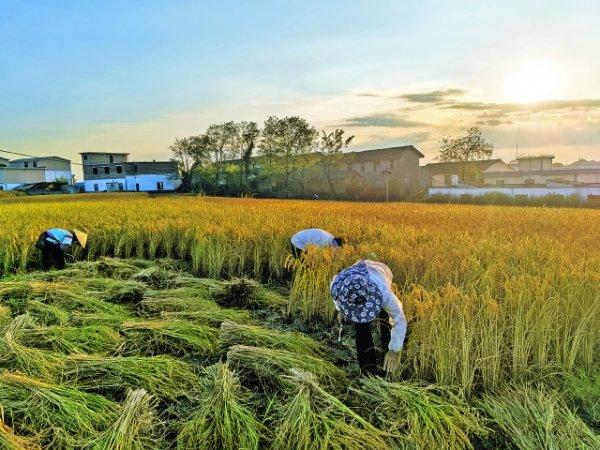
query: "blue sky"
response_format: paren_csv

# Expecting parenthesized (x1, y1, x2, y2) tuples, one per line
(2, 0, 600, 172)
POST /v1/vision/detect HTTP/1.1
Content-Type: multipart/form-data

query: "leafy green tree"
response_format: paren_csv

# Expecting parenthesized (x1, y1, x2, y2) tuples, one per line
(437, 127, 494, 184)
(170, 135, 212, 192)
(259, 116, 317, 197)
(205, 122, 239, 187)
(319, 129, 354, 198)
(229, 121, 260, 192)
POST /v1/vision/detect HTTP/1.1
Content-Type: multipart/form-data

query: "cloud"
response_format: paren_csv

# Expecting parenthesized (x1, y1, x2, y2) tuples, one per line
(477, 119, 513, 126)
(345, 112, 427, 128)
(398, 88, 468, 103)
(448, 98, 600, 112)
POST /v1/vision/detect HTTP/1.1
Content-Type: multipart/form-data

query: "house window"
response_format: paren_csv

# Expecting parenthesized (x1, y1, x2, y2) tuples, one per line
(116, 165, 122, 174)
(83, 155, 88, 161)
(33, 161, 37, 168)
(118, 183, 124, 191)
(134, 164, 139, 173)
(104, 167, 110, 174)
(360, 163, 365, 172)
(496, 180, 505, 185)
(92, 167, 98, 175)
(156, 182, 164, 190)
(390, 160, 395, 170)
(109, 155, 114, 163)
(93, 183, 99, 192)
(24, 162, 28, 168)
(524, 179, 535, 185)
(135, 183, 140, 192)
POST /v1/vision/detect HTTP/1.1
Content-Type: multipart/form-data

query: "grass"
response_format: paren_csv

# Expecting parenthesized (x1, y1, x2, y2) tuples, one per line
(269, 369, 389, 450)
(0, 372, 118, 450)
(351, 377, 488, 450)
(219, 321, 324, 356)
(121, 319, 218, 357)
(177, 363, 265, 450)
(479, 384, 600, 449)
(89, 389, 162, 450)
(62, 354, 199, 400)
(226, 345, 347, 391)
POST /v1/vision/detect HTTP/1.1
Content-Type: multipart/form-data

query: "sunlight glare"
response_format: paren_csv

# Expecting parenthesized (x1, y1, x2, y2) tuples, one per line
(503, 60, 565, 103)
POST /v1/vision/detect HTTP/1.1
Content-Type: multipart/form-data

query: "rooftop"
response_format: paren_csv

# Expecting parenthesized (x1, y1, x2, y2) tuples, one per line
(10, 156, 71, 162)
(516, 154, 555, 160)
(79, 152, 130, 155)
(344, 145, 424, 159)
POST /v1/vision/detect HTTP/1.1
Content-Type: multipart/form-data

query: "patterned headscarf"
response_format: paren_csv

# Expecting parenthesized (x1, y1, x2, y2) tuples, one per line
(331, 261, 383, 323)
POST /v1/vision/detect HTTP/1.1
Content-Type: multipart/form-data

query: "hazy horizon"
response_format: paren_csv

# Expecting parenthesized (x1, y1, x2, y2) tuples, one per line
(2, 0, 600, 177)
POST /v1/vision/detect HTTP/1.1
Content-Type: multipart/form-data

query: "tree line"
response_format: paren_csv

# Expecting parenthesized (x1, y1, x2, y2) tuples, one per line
(170, 116, 353, 197)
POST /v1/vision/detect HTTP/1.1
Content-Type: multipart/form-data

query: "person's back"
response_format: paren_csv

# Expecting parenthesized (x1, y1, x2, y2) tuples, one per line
(290, 228, 344, 258)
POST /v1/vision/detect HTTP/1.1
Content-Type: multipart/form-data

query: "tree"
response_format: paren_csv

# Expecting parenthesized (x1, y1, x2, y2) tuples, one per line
(170, 135, 212, 192)
(229, 121, 260, 192)
(319, 129, 354, 198)
(259, 116, 318, 197)
(437, 127, 494, 184)
(205, 122, 239, 187)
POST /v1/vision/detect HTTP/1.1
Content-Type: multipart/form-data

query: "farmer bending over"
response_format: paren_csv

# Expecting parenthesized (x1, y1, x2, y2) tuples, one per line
(331, 260, 407, 376)
(290, 228, 344, 259)
(35, 228, 88, 270)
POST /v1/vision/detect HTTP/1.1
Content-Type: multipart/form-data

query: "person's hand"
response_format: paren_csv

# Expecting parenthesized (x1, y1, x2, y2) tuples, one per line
(383, 350, 400, 374)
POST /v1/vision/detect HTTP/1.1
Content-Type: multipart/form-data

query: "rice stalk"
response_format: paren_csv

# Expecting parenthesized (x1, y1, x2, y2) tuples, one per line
(88, 389, 162, 450)
(63, 354, 199, 400)
(226, 345, 346, 391)
(0, 304, 11, 327)
(141, 296, 217, 314)
(160, 308, 253, 327)
(25, 300, 69, 326)
(219, 321, 323, 356)
(0, 418, 40, 450)
(0, 372, 118, 450)
(19, 324, 124, 355)
(479, 384, 600, 449)
(560, 369, 600, 425)
(133, 266, 178, 289)
(121, 319, 218, 357)
(270, 369, 389, 450)
(351, 377, 488, 449)
(177, 363, 265, 450)
(213, 278, 287, 310)
(0, 315, 65, 379)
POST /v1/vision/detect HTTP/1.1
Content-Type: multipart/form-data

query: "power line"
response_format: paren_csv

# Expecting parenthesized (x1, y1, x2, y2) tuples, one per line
(0, 148, 83, 166)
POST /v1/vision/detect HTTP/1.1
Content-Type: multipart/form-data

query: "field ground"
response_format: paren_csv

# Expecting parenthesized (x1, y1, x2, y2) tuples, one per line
(0, 193, 599, 448)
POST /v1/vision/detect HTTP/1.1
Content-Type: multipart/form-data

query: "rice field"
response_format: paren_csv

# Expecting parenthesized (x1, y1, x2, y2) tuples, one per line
(0, 193, 599, 449)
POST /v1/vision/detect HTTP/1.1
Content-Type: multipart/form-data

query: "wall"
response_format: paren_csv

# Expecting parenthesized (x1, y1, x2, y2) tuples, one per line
(81, 153, 129, 164)
(428, 186, 600, 199)
(83, 174, 181, 192)
(0, 168, 46, 186)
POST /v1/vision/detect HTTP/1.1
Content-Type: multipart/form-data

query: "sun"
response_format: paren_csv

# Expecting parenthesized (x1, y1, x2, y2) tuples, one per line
(503, 60, 564, 103)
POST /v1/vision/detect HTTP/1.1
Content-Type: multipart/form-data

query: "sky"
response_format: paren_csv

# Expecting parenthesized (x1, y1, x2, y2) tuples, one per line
(2, 0, 600, 178)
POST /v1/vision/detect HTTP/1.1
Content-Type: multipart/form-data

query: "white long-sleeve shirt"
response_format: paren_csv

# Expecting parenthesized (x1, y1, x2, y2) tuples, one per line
(291, 228, 337, 250)
(332, 260, 407, 353)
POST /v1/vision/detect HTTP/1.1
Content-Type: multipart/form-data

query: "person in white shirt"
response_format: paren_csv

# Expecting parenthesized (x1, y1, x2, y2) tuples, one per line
(290, 228, 344, 258)
(330, 260, 407, 376)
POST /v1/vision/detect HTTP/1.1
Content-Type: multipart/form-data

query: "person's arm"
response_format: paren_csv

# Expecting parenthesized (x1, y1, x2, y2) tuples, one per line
(383, 289, 407, 353)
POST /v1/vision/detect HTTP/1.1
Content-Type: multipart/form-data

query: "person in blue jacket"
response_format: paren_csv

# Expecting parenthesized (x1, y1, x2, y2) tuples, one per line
(35, 228, 88, 270)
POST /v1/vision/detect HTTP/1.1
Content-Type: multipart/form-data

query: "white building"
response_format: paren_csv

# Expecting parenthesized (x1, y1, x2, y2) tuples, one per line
(8, 156, 73, 184)
(80, 152, 181, 192)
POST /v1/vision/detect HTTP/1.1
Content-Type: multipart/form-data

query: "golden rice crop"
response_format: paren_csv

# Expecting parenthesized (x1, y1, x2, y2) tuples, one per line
(1, 193, 599, 392)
